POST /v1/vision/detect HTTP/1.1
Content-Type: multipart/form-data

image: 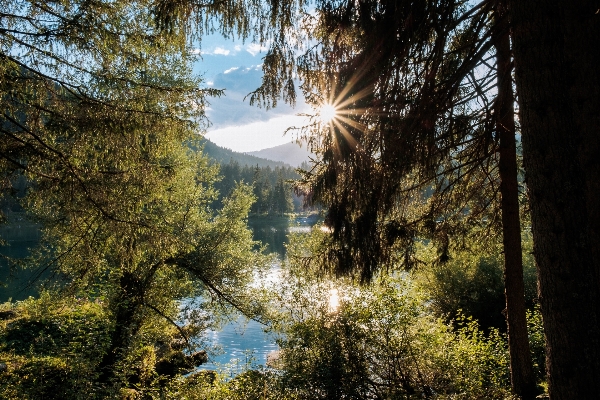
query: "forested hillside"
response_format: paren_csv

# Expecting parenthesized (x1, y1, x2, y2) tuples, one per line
(200, 138, 289, 169)
(213, 161, 306, 215)
(199, 139, 309, 214)
(247, 142, 312, 167)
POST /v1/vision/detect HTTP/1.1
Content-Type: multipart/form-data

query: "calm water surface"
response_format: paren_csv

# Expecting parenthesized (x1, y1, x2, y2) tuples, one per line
(201, 214, 318, 371)
(0, 218, 41, 302)
(0, 213, 319, 372)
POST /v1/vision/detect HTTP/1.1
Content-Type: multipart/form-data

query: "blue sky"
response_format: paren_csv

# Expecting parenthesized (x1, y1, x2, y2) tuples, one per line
(193, 35, 311, 152)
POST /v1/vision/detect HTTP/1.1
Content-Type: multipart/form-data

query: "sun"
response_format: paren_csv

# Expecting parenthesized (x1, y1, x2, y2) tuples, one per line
(319, 103, 338, 123)
(328, 288, 340, 313)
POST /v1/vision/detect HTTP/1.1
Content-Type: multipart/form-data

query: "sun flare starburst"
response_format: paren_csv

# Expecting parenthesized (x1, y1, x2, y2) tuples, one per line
(319, 103, 338, 123)
(312, 67, 380, 151)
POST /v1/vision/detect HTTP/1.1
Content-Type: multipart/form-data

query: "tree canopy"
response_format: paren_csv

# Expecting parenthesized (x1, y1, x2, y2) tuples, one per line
(2, 0, 599, 398)
(1, 0, 266, 394)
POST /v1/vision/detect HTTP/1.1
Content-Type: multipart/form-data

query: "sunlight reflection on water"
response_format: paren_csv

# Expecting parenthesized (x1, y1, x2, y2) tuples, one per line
(200, 264, 282, 372)
(199, 216, 318, 373)
(328, 288, 340, 313)
(201, 317, 279, 374)
(287, 226, 311, 233)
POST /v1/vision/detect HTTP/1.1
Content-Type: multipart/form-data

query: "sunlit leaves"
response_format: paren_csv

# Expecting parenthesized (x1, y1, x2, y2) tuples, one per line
(1, 0, 269, 391)
(266, 250, 512, 399)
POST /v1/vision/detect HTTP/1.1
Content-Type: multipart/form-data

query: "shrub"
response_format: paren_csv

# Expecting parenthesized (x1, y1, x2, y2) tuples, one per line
(267, 272, 513, 399)
(0, 294, 108, 399)
(412, 234, 537, 332)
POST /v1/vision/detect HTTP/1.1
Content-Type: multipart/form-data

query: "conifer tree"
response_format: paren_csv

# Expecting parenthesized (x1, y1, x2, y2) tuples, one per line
(253, 1, 537, 396)
(508, 1, 600, 397)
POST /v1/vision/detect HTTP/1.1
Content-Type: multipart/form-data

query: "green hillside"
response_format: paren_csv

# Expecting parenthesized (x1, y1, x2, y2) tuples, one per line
(199, 138, 290, 168)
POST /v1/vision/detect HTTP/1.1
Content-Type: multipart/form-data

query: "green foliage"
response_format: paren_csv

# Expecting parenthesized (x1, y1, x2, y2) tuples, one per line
(526, 306, 546, 388)
(214, 161, 300, 214)
(251, 232, 515, 399)
(266, 272, 513, 399)
(0, 295, 109, 399)
(1, 0, 268, 394)
(412, 234, 538, 332)
(1, 295, 109, 359)
(154, 369, 287, 400)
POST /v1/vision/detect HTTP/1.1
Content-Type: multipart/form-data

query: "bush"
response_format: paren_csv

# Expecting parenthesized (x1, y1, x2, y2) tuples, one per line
(527, 305, 547, 388)
(412, 234, 538, 332)
(0, 295, 108, 399)
(267, 271, 513, 400)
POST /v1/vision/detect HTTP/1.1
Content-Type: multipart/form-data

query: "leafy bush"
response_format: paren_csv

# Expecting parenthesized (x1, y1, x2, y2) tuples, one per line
(0, 292, 273, 399)
(412, 234, 538, 332)
(0, 294, 109, 399)
(161, 368, 288, 400)
(265, 270, 513, 400)
(527, 305, 546, 388)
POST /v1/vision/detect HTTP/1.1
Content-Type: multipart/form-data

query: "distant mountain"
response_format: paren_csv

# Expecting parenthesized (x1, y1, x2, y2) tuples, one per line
(247, 142, 313, 167)
(199, 138, 289, 168)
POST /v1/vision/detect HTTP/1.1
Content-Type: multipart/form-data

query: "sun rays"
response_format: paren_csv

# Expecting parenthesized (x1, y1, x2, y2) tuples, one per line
(316, 98, 364, 150)
(312, 68, 380, 152)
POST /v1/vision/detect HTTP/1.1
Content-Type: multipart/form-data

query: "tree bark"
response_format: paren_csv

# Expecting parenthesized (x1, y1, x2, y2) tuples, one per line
(97, 300, 141, 385)
(508, 1, 600, 398)
(494, 3, 537, 398)
(97, 272, 144, 386)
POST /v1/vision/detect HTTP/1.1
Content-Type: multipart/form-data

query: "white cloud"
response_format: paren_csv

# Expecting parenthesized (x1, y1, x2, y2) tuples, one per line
(234, 45, 242, 52)
(205, 115, 309, 152)
(246, 43, 268, 56)
(198, 46, 236, 56)
(213, 47, 230, 56)
(204, 62, 310, 152)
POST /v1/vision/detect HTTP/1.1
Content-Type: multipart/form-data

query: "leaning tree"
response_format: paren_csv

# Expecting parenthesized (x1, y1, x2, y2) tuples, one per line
(1, 0, 266, 393)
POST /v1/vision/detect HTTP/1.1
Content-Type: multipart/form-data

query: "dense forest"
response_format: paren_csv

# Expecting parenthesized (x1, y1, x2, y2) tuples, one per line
(1, 0, 599, 399)
(199, 139, 292, 170)
(213, 161, 309, 215)
(201, 139, 310, 214)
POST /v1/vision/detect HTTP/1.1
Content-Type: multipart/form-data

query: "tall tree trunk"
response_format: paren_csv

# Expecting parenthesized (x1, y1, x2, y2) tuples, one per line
(494, 3, 537, 398)
(97, 272, 144, 386)
(508, 1, 600, 398)
(97, 300, 141, 385)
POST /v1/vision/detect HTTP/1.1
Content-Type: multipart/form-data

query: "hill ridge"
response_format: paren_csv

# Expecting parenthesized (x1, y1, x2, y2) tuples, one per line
(200, 138, 290, 168)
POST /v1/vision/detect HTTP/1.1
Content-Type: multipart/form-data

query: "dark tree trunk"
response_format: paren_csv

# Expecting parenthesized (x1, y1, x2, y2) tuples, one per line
(97, 301, 141, 385)
(494, 3, 537, 398)
(508, 1, 600, 398)
(97, 272, 144, 386)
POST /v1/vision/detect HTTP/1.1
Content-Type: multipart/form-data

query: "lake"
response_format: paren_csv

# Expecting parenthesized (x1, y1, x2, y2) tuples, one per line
(0, 215, 41, 302)
(201, 214, 318, 371)
(0, 213, 319, 372)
